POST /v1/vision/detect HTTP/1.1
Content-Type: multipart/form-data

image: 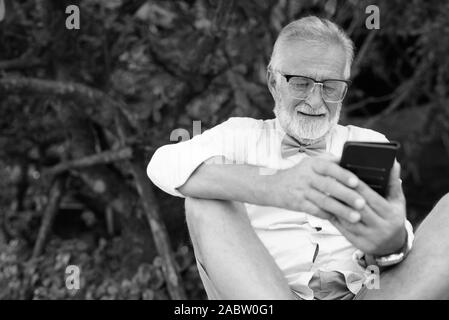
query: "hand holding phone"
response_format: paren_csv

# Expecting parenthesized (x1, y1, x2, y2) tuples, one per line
(339, 141, 400, 197)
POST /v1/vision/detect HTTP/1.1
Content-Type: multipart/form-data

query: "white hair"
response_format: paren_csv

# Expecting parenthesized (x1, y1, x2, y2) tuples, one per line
(268, 16, 354, 79)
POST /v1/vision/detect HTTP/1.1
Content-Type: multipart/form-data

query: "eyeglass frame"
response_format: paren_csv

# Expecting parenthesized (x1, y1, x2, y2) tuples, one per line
(273, 70, 352, 103)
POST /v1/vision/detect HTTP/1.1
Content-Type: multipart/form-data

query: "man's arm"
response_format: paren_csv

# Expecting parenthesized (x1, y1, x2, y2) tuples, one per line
(178, 155, 367, 223)
(147, 117, 365, 222)
(178, 158, 280, 207)
(148, 118, 409, 254)
(181, 155, 412, 258)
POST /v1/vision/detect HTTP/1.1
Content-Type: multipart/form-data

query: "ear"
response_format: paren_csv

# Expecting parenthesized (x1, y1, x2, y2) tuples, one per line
(267, 69, 278, 100)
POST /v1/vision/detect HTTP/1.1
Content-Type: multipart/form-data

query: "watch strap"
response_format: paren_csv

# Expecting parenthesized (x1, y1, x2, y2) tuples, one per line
(353, 220, 414, 268)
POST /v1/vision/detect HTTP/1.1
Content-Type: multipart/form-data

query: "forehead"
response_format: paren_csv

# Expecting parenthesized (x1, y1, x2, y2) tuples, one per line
(276, 40, 347, 80)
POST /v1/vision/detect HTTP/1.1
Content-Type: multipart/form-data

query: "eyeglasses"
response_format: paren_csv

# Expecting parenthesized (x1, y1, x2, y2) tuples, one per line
(275, 71, 351, 103)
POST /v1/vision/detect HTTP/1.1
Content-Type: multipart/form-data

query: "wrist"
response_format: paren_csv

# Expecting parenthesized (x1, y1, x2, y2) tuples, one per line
(390, 225, 408, 254)
(259, 169, 279, 207)
(375, 224, 408, 256)
(355, 222, 414, 268)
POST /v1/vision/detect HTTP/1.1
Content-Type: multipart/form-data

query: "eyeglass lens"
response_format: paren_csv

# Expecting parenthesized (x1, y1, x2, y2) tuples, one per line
(288, 76, 347, 102)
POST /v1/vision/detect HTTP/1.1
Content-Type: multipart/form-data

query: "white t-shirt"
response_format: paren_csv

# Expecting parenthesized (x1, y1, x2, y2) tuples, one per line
(147, 117, 413, 299)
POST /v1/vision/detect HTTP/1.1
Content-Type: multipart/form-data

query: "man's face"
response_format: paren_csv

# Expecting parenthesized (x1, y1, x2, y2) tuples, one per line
(269, 40, 347, 144)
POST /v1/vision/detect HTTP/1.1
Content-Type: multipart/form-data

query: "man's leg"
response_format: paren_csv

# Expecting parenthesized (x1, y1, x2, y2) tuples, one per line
(359, 193, 449, 299)
(185, 197, 295, 300)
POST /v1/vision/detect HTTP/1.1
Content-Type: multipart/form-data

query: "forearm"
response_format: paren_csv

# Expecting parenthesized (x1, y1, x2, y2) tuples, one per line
(177, 157, 273, 206)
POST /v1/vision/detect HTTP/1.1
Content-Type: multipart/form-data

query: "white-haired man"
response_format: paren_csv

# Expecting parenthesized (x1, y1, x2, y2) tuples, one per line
(147, 16, 449, 299)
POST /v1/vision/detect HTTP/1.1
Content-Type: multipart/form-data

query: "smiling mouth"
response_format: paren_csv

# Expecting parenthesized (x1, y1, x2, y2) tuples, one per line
(298, 111, 326, 117)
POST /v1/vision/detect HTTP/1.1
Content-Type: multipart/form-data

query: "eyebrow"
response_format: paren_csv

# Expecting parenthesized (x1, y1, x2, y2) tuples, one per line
(281, 70, 330, 80)
(283, 73, 350, 83)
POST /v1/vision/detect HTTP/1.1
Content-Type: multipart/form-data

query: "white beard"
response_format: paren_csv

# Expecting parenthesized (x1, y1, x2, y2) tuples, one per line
(274, 101, 341, 145)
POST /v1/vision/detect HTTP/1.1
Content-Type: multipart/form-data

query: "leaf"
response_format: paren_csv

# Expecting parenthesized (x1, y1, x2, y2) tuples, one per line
(186, 89, 229, 120)
(135, 2, 176, 28)
(133, 263, 152, 285)
(142, 289, 154, 300)
(324, 0, 337, 17)
(91, 0, 122, 10)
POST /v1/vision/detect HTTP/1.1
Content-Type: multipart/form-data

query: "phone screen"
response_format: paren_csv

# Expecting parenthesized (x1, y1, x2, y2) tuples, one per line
(340, 141, 399, 197)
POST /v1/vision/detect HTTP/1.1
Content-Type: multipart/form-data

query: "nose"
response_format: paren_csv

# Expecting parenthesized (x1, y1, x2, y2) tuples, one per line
(305, 84, 324, 107)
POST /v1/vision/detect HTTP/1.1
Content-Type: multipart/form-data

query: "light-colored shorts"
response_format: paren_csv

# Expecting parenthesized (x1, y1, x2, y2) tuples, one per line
(196, 259, 367, 300)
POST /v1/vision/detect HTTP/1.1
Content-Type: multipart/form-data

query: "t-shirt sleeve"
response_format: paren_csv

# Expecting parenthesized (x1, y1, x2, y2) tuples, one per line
(347, 125, 390, 143)
(146, 117, 257, 197)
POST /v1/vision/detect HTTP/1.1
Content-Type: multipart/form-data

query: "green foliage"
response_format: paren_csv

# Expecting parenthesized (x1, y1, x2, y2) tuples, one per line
(0, 237, 204, 299)
(1, 0, 448, 299)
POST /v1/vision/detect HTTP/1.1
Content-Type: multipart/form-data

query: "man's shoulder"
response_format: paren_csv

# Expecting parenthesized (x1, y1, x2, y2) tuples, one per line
(335, 124, 389, 143)
(215, 117, 277, 131)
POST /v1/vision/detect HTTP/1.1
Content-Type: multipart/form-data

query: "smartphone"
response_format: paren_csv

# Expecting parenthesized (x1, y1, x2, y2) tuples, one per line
(339, 141, 400, 197)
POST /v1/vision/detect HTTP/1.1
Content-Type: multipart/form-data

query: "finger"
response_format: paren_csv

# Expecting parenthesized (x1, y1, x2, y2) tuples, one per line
(300, 200, 334, 220)
(311, 175, 366, 211)
(312, 159, 360, 189)
(336, 216, 366, 236)
(355, 178, 391, 219)
(358, 202, 383, 226)
(329, 218, 363, 243)
(305, 188, 361, 223)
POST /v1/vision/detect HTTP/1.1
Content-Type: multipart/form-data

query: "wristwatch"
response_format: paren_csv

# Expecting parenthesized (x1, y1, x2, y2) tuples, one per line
(353, 221, 414, 268)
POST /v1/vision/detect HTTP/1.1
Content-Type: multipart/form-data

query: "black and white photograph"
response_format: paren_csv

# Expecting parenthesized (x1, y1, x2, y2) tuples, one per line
(0, 0, 449, 306)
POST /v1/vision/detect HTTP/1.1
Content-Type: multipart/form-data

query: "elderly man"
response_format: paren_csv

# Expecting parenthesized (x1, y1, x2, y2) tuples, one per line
(147, 16, 449, 300)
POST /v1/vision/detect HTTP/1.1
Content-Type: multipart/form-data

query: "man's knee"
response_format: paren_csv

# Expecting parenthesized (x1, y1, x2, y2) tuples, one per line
(185, 197, 207, 223)
(185, 198, 222, 224)
(419, 192, 449, 231)
(185, 198, 246, 224)
(437, 192, 449, 209)
(184, 198, 248, 260)
(430, 192, 449, 218)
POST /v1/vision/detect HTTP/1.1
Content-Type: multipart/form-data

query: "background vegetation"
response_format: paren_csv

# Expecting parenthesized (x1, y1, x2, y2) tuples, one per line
(0, 0, 448, 299)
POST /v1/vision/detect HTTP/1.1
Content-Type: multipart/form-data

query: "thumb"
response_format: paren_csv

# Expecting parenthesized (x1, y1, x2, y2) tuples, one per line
(387, 160, 404, 201)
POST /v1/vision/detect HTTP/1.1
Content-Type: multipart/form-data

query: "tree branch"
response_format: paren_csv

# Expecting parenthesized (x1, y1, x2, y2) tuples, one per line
(0, 47, 43, 71)
(345, 92, 396, 113)
(129, 152, 187, 300)
(0, 76, 132, 128)
(363, 59, 429, 128)
(351, 30, 377, 79)
(114, 111, 186, 299)
(0, 57, 43, 70)
(0, 76, 116, 106)
(31, 175, 66, 259)
(43, 147, 133, 176)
